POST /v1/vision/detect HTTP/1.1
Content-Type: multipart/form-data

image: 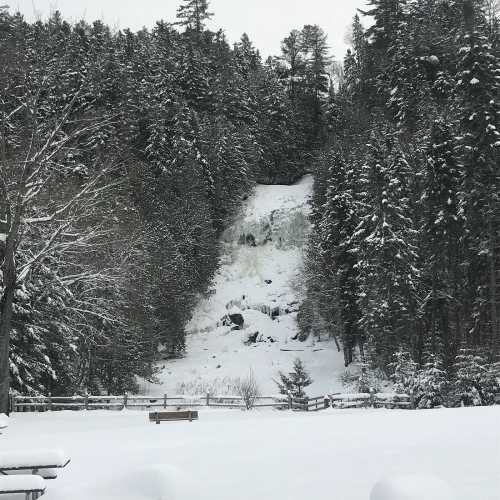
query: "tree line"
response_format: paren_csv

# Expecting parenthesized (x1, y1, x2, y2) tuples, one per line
(304, 0, 500, 406)
(0, 0, 333, 411)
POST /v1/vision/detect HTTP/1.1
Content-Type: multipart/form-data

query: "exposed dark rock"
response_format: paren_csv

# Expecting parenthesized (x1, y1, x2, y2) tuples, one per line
(245, 331, 260, 345)
(246, 234, 256, 247)
(229, 313, 244, 327)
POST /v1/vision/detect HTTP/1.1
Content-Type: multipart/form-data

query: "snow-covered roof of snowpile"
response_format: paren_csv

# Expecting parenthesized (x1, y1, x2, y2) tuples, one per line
(0, 475, 45, 493)
(0, 449, 69, 469)
(0, 414, 8, 429)
(370, 475, 453, 500)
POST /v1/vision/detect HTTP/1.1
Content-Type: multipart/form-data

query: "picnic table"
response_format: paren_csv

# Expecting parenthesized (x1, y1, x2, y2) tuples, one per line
(0, 450, 70, 480)
(0, 475, 46, 499)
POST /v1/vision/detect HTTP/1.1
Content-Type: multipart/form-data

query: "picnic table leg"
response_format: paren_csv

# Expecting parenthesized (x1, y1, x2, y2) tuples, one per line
(155, 412, 160, 425)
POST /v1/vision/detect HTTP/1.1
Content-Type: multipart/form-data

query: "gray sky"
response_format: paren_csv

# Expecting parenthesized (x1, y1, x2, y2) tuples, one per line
(7, 1, 369, 59)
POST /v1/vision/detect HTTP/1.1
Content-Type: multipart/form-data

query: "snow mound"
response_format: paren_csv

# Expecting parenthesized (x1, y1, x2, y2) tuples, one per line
(0, 413, 8, 429)
(370, 475, 453, 500)
(126, 465, 180, 500)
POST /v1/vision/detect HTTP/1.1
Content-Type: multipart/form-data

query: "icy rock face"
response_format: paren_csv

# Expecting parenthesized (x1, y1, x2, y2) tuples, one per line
(222, 176, 312, 250)
(186, 175, 313, 336)
(370, 475, 453, 500)
(223, 208, 310, 249)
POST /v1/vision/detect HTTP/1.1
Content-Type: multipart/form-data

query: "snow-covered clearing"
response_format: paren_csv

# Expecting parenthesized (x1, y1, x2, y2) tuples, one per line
(2, 407, 499, 500)
(142, 175, 346, 397)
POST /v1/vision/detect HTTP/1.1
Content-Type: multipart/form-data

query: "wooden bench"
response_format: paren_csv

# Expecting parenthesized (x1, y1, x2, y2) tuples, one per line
(149, 410, 199, 424)
(0, 450, 70, 480)
(0, 475, 46, 499)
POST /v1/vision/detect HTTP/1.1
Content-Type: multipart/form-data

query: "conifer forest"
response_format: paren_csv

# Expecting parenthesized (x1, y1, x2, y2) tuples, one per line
(0, 0, 499, 415)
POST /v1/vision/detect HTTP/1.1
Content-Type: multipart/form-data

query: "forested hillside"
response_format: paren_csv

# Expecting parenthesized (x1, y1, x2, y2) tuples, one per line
(1, 0, 499, 412)
(0, 0, 334, 409)
(305, 0, 500, 407)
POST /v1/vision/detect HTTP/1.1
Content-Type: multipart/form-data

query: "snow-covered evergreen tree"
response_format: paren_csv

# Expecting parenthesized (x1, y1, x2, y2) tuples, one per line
(176, 0, 213, 32)
(276, 358, 313, 398)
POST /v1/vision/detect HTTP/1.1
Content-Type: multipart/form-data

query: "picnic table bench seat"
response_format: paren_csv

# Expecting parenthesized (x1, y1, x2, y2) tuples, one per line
(0, 450, 70, 480)
(149, 410, 198, 424)
(0, 474, 46, 499)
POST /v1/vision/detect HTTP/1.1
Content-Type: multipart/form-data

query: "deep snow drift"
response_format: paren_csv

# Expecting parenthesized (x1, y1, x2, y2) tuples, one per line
(142, 175, 346, 396)
(2, 406, 499, 500)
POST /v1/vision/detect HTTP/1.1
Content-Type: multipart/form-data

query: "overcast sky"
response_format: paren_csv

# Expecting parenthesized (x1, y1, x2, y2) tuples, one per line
(7, 0, 370, 59)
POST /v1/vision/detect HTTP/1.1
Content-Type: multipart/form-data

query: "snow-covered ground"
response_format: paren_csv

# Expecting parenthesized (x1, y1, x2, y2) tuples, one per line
(142, 175, 346, 396)
(2, 406, 499, 500)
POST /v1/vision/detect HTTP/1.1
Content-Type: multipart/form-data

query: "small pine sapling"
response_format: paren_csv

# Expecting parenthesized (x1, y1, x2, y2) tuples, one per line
(417, 352, 448, 409)
(275, 358, 313, 398)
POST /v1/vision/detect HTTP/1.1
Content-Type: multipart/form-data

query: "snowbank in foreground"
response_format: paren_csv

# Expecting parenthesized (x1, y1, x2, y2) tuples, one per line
(370, 475, 453, 500)
(2, 406, 499, 500)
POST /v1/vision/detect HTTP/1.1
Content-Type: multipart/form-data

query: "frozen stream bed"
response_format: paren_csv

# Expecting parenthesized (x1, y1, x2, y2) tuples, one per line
(142, 175, 346, 396)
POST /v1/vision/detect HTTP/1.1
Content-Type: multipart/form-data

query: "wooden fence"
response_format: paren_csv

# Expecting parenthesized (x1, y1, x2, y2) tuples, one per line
(329, 392, 414, 409)
(9, 392, 414, 413)
(9, 394, 289, 413)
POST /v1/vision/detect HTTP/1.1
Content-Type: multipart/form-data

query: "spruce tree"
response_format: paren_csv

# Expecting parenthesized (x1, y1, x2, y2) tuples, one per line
(356, 134, 419, 367)
(176, 0, 213, 32)
(276, 358, 313, 398)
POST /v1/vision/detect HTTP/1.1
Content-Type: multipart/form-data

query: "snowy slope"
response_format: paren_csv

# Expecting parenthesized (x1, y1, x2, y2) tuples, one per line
(142, 175, 346, 396)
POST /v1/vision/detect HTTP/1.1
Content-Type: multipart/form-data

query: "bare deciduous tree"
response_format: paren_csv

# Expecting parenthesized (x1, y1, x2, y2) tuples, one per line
(0, 81, 116, 413)
(236, 369, 260, 410)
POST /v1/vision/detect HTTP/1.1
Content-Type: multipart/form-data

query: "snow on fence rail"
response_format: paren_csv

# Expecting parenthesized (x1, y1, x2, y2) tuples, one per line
(9, 394, 289, 412)
(9, 392, 414, 413)
(329, 392, 414, 409)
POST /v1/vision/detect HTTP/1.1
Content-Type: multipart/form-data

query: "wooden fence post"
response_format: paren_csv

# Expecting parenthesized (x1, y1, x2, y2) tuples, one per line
(409, 389, 415, 409)
(288, 395, 292, 410)
(324, 396, 330, 409)
(84, 393, 89, 411)
(163, 394, 167, 409)
(8, 393, 15, 414)
(123, 393, 128, 410)
(369, 388, 375, 408)
(206, 393, 210, 407)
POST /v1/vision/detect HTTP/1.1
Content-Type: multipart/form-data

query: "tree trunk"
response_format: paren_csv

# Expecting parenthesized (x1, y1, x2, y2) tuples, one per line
(488, 220, 499, 350)
(0, 245, 16, 415)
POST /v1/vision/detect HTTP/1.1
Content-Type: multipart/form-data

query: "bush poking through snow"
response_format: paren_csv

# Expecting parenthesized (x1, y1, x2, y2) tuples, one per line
(175, 377, 241, 396)
(236, 370, 261, 410)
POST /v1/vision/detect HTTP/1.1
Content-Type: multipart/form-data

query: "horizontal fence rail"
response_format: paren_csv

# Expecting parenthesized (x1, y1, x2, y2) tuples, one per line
(9, 394, 290, 413)
(328, 392, 414, 409)
(9, 392, 415, 413)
